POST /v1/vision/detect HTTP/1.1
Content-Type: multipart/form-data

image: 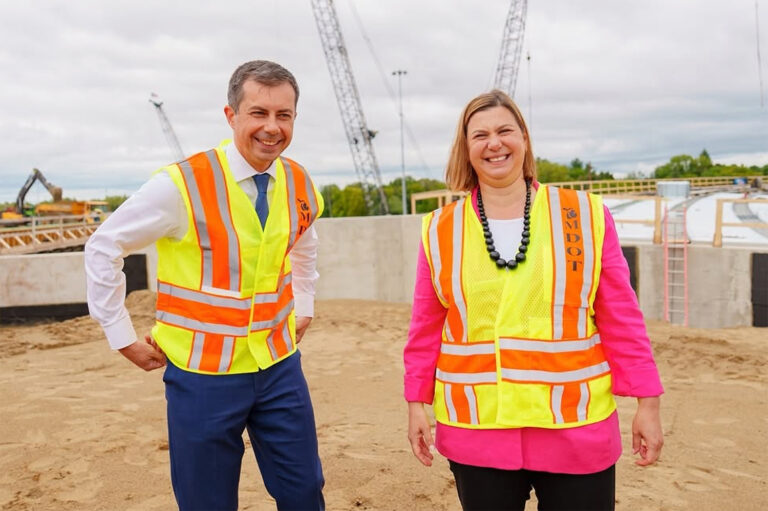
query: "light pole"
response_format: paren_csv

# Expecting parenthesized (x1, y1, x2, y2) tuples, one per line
(392, 69, 407, 214)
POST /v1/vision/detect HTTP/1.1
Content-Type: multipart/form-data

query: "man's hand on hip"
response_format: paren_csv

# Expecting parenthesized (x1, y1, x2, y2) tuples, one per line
(119, 335, 166, 371)
(295, 316, 312, 344)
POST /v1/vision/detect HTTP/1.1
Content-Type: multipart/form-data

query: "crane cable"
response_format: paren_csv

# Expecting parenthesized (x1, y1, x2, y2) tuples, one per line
(346, 0, 433, 176)
(757, 0, 765, 108)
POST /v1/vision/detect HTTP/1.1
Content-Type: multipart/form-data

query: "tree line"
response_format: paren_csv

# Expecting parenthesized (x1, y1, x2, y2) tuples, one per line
(4, 150, 763, 216)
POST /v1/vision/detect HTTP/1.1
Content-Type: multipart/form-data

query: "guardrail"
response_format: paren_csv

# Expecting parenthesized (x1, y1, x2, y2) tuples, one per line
(603, 195, 665, 244)
(0, 214, 104, 255)
(547, 176, 753, 194)
(410, 177, 756, 213)
(712, 198, 768, 247)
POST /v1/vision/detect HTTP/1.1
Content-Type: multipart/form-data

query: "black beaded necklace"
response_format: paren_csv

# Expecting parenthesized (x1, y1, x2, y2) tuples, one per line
(477, 178, 532, 270)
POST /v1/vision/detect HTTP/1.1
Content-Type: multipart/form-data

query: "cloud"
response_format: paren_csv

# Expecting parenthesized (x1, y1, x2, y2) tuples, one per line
(0, 0, 766, 202)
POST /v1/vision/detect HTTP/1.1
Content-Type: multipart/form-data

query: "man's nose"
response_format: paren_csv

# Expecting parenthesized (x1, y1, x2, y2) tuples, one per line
(264, 116, 279, 133)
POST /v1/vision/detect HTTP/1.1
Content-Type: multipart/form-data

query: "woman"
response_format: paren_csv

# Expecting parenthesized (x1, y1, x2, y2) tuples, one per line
(404, 90, 663, 511)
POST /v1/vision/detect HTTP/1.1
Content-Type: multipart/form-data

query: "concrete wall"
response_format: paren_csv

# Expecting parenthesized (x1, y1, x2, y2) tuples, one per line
(0, 216, 764, 328)
(633, 243, 758, 328)
(314, 215, 422, 303)
(0, 247, 157, 309)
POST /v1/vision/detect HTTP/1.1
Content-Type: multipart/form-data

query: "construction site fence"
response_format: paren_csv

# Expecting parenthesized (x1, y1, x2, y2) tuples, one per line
(411, 177, 767, 248)
(713, 198, 768, 247)
(0, 214, 105, 255)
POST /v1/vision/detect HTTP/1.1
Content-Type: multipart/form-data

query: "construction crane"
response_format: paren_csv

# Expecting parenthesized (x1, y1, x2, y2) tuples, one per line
(310, 0, 390, 214)
(493, 0, 528, 98)
(149, 93, 185, 162)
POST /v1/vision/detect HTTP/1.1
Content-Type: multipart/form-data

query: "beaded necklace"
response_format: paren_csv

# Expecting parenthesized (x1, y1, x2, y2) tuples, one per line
(477, 178, 532, 270)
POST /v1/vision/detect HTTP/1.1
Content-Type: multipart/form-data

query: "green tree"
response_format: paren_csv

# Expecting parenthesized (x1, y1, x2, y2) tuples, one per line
(535, 158, 570, 182)
(103, 195, 128, 211)
(319, 184, 342, 218)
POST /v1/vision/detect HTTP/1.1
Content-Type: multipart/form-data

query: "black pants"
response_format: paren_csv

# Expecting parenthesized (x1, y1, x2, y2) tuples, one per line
(449, 460, 615, 511)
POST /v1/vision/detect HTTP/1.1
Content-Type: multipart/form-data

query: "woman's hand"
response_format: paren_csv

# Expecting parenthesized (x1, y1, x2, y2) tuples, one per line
(632, 396, 663, 466)
(408, 401, 435, 467)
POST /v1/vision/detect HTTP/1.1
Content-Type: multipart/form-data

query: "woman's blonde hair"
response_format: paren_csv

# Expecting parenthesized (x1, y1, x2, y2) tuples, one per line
(445, 89, 536, 191)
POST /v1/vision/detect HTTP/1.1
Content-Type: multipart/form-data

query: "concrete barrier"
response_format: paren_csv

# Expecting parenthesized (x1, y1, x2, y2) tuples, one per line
(1, 216, 765, 328)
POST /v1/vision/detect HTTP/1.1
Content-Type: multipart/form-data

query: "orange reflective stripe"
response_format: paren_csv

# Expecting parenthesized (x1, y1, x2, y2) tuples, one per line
(186, 152, 233, 290)
(198, 334, 225, 373)
(500, 343, 606, 374)
(282, 158, 318, 244)
(549, 187, 597, 340)
(437, 352, 496, 374)
(433, 200, 468, 343)
(444, 384, 479, 425)
(251, 272, 293, 324)
(436, 206, 457, 306)
(187, 332, 235, 372)
(551, 382, 590, 424)
(266, 318, 292, 360)
(559, 188, 586, 339)
(157, 290, 251, 326)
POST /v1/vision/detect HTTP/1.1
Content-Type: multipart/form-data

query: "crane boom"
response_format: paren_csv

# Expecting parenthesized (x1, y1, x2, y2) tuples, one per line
(310, 0, 389, 214)
(149, 93, 185, 162)
(493, 0, 528, 98)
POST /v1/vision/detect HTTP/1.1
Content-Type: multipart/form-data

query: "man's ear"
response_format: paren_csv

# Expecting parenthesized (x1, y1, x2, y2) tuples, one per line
(224, 105, 236, 128)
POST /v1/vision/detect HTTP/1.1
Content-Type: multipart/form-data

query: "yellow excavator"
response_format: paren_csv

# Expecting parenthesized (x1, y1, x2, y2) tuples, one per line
(1, 168, 106, 221)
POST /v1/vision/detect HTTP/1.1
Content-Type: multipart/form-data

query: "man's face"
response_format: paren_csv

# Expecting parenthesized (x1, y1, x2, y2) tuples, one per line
(224, 80, 296, 171)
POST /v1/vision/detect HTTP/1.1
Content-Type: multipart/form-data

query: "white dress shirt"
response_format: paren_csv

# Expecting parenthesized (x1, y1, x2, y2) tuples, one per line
(85, 142, 319, 350)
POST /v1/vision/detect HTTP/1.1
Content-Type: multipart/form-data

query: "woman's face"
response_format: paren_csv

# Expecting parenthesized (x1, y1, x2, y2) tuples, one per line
(466, 106, 527, 187)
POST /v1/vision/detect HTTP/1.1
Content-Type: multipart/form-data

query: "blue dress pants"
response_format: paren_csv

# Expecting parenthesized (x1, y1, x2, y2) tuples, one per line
(163, 351, 325, 511)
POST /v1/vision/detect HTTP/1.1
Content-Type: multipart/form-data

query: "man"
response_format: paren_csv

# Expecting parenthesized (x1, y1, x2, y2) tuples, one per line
(85, 60, 325, 511)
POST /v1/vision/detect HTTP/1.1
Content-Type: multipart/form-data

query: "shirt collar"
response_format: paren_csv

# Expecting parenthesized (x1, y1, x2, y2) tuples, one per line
(224, 141, 276, 181)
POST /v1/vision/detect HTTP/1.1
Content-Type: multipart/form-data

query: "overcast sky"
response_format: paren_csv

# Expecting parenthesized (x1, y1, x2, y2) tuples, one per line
(1, 0, 766, 203)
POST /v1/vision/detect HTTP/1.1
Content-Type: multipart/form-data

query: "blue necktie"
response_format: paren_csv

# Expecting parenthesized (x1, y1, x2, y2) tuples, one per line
(253, 173, 270, 228)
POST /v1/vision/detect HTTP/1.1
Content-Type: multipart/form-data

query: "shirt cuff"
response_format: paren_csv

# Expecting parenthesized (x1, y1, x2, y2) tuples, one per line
(103, 315, 139, 350)
(612, 367, 665, 397)
(294, 293, 314, 318)
(404, 376, 436, 403)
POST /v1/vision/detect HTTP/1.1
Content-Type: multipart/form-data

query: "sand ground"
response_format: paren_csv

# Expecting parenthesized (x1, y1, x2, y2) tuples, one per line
(0, 292, 766, 510)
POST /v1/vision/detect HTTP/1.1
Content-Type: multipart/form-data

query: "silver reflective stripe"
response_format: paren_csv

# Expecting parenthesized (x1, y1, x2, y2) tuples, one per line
(302, 165, 320, 224)
(252, 292, 279, 304)
(436, 369, 497, 385)
(188, 331, 205, 370)
(266, 329, 279, 360)
(157, 282, 251, 310)
(499, 334, 601, 353)
(452, 199, 468, 343)
(440, 342, 496, 355)
(218, 336, 235, 372)
(501, 361, 610, 384)
(464, 385, 478, 425)
(282, 158, 300, 249)
(206, 150, 241, 292)
(577, 192, 594, 338)
(549, 187, 566, 339)
(577, 382, 590, 421)
(551, 385, 565, 424)
(444, 384, 458, 422)
(281, 319, 292, 353)
(428, 210, 447, 306)
(179, 160, 213, 288)
(251, 299, 294, 331)
(156, 310, 249, 337)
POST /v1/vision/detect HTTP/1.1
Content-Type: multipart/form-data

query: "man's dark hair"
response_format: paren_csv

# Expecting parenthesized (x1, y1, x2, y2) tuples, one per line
(227, 60, 299, 110)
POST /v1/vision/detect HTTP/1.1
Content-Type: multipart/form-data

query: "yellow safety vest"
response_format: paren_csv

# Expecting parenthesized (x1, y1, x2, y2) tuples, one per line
(422, 185, 616, 429)
(151, 143, 323, 374)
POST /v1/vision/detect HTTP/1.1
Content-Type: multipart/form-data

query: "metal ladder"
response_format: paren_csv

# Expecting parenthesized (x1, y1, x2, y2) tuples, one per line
(663, 205, 689, 326)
